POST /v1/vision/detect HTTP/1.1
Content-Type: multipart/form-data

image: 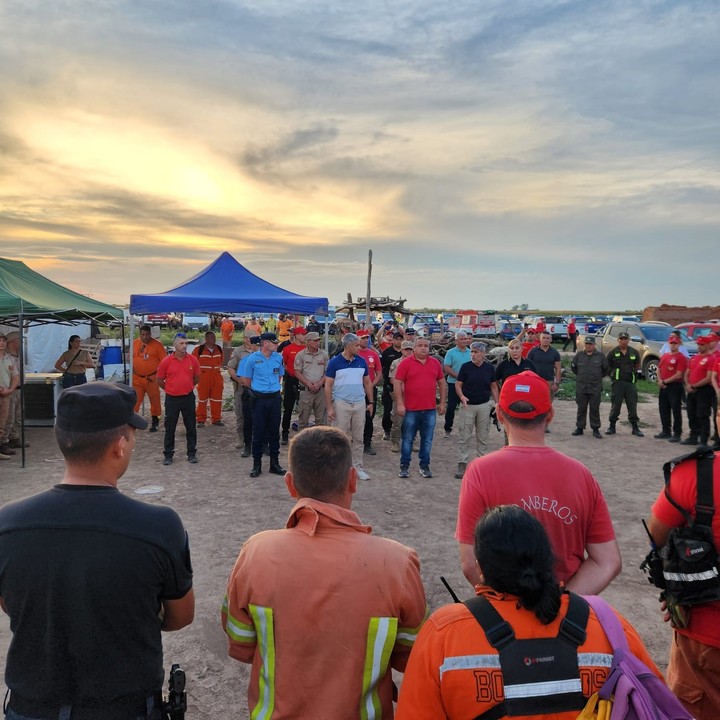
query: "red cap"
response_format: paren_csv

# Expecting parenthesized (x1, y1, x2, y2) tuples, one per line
(696, 335, 712, 345)
(499, 371, 552, 419)
(292, 326, 307, 335)
(668, 334, 681, 343)
(357, 329, 371, 337)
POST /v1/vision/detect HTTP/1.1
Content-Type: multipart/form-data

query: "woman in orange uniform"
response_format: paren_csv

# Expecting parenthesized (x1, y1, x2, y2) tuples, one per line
(396, 505, 661, 720)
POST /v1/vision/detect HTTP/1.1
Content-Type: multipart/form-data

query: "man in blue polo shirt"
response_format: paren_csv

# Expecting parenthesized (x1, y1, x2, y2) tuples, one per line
(325, 333, 373, 481)
(442, 331, 471, 438)
(241, 333, 286, 478)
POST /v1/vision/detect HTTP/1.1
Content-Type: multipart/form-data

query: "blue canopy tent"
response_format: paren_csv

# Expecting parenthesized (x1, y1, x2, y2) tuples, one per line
(129, 252, 328, 316)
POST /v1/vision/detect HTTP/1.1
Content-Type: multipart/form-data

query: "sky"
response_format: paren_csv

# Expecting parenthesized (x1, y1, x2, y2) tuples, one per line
(1, 0, 718, 312)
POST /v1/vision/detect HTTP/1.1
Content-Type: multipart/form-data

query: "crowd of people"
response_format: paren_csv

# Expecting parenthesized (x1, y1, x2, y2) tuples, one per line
(1, 316, 720, 719)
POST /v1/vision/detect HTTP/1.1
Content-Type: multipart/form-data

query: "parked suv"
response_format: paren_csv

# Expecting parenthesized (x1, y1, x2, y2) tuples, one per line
(675, 321, 720, 340)
(595, 322, 697, 383)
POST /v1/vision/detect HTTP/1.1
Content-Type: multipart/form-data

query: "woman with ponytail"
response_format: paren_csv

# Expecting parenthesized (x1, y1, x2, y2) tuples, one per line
(396, 506, 660, 720)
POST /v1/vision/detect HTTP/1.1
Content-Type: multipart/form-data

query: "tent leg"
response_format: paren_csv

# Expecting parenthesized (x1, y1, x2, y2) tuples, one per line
(19, 314, 26, 469)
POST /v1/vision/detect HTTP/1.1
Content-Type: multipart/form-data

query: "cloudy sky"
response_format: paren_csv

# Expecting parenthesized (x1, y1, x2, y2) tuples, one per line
(1, 0, 718, 311)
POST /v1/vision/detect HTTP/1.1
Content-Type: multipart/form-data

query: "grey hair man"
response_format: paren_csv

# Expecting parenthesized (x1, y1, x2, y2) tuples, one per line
(442, 331, 472, 437)
(453, 341, 499, 478)
(324, 333, 374, 481)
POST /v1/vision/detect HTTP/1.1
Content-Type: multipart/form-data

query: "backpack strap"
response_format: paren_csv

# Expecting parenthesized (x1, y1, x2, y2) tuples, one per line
(583, 595, 628, 652)
(662, 447, 716, 525)
(463, 596, 515, 650)
(695, 453, 716, 529)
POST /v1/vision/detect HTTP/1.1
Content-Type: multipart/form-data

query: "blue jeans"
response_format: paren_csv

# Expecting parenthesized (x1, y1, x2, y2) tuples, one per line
(400, 409, 436, 468)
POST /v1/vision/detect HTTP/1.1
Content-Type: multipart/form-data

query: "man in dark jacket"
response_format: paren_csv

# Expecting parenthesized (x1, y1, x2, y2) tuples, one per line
(571, 336, 608, 439)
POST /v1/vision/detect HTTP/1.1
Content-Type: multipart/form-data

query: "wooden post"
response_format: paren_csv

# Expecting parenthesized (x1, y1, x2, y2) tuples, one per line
(366, 250, 372, 329)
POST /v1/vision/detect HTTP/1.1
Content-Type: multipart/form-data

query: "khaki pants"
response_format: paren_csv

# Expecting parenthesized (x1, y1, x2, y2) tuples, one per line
(2, 390, 20, 443)
(457, 402, 492, 464)
(0, 395, 9, 444)
(667, 630, 720, 720)
(333, 398, 365, 469)
(298, 389, 326, 429)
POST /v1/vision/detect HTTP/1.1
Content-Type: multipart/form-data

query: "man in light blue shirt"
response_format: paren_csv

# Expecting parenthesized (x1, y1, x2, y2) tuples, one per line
(443, 331, 471, 437)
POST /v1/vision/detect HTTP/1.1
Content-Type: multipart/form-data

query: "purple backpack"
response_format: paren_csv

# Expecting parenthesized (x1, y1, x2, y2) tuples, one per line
(584, 595, 692, 720)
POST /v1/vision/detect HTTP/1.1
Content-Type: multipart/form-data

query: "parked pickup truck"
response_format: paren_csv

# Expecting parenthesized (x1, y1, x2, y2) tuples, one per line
(523, 316, 568, 341)
(591, 322, 697, 383)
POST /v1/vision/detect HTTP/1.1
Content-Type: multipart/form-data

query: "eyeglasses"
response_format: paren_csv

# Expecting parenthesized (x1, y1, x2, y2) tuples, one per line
(174, 332, 187, 339)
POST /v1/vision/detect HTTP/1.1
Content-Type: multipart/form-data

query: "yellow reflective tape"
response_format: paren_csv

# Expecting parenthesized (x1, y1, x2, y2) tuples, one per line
(249, 605, 276, 720)
(396, 605, 428, 647)
(361, 617, 398, 720)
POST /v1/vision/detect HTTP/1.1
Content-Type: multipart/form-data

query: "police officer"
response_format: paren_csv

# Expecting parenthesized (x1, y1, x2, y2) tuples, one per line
(241, 332, 286, 477)
(606, 331, 643, 436)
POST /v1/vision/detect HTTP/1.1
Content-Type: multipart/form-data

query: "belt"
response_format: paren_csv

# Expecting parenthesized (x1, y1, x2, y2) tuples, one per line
(252, 391, 281, 397)
(8, 690, 162, 720)
(133, 371, 157, 379)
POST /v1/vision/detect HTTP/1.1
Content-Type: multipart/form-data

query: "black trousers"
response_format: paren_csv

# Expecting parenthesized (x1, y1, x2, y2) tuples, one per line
(575, 391, 601, 430)
(164, 392, 197, 459)
(240, 389, 254, 446)
(252, 392, 282, 460)
(364, 386, 378, 446)
(281, 375, 299, 434)
(609, 380, 639, 424)
(563, 332, 578, 351)
(444, 383, 460, 432)
(659, 382, 684, 435)
(687, 386, 713, 442)
(381, 381, 394, 433)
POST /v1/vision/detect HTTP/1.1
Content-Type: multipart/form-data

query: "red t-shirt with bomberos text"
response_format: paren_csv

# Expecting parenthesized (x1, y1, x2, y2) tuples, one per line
(659, 351, 688, 382)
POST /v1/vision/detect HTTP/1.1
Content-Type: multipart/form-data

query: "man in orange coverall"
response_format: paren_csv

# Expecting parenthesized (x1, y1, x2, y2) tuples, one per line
(220, 316, 235, 365)
(222, 425, 427, 719)
(192, 331, 224, 426)
(132, 325, 167, 432)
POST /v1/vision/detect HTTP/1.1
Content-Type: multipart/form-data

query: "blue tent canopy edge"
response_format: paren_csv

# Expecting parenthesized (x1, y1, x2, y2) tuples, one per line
(129, 252, 328, 316)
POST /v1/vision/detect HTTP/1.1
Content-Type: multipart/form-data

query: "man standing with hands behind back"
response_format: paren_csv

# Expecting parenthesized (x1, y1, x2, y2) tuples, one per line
(0, 382, 194, 720)
(132, 324, 167, 433)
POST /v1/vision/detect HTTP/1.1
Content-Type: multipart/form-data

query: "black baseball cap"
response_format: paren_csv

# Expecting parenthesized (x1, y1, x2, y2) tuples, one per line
(260, 332, 278, 342)
(57, 383, 148, 432)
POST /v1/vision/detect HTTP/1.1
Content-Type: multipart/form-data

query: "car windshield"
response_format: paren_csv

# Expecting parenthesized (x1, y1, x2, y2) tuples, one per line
(639, 324, 674, 342)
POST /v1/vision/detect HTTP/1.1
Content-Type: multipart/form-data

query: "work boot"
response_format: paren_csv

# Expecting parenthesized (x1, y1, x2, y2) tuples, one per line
(281, 432, 289, 446)
(391, 440, 400, 453)
(605, 423, 616, 435)
(669, 434, 681, 443)
(0, 444, 16, 455)
(592, 429, 603, 439)
(269, 458, 286, 475)
(149, 416, 160, 433)
(241, 445, 251, 458)
(454, 462, 467, 479)
(571, 428, 583, 436)
(8, 438, 28, 449)
(0, 450, 10, 460)
(250, 459, 262, 477)
(699, 436, 710, 447)
(654, 431, 671, 439)
(187, 454, 198, 464)
(383, 431, 391, 441)
(364, 444, 376, 455)
(680, 435, 698, 446)
(631, 424, 644, 438)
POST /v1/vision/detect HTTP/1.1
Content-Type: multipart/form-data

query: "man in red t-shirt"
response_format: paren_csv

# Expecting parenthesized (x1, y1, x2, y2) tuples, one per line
(394, 337, 446, 478)
(280, 327, 306, 444)
(648, 445, 720, 719)
(656, 333, 689, 441)
(456, 370, 620, 592)
(357, 329, 382, 455)
(157, 335, 201, 465)
(517, 327, 540, 359)
(682, 336, 714, 446)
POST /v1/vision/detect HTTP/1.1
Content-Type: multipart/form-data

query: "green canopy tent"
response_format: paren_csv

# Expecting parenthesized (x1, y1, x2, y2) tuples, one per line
(0, 257, 123, 466)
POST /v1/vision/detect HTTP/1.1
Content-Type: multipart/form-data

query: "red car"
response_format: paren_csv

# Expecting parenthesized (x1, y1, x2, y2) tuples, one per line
(675, 321, 720, 340)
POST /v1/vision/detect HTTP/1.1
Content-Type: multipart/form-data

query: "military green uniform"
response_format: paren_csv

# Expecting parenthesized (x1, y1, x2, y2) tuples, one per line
(607, 346, 641, 425)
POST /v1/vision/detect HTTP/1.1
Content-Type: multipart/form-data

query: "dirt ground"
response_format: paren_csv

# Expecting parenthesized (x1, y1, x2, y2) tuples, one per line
(0, 376, 680, 718)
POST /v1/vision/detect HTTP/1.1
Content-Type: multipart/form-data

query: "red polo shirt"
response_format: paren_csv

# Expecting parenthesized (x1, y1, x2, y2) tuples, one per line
(687, 353, 713, 386)
(282, 342, 305, 378)
(157, 353, 200, 396)
(395, 355, 443, 411)
(358, 348, 381, 383)
(659, 352, 688, 382)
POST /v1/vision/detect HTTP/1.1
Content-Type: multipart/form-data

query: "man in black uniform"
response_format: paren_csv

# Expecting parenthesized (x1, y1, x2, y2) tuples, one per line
(0, 383, 194, 720)
(571, 335, 608, 439)
(606, 331, 643, 436)
(380, 331, 404, 441)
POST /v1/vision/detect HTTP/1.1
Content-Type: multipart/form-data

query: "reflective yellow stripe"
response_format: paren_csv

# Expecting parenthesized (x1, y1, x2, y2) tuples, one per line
(222, 595, 257, 643)
(361, 617, 397, 720)
(249, 605, 276, 720)
(396, 605, 429, 647)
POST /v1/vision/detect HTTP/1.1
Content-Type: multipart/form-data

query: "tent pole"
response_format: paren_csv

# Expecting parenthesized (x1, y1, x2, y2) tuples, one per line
(121, 318, 127, 384)
(128, 313, 135, 385)
(19, 313, 26, 469)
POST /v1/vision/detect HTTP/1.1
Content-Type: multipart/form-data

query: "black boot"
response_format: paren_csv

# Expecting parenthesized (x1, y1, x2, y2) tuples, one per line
(571, 427, 584, 436)
(149, 416, 160, 433)
(631, 423, 644, 437)
(269, 457, 286, 475)
(605, 422, 616, 435)
(250, 459, 262, 477)
(241, 445, 251, 458)
(281, 433, 289, 446)
(680, 435, 698, 446)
